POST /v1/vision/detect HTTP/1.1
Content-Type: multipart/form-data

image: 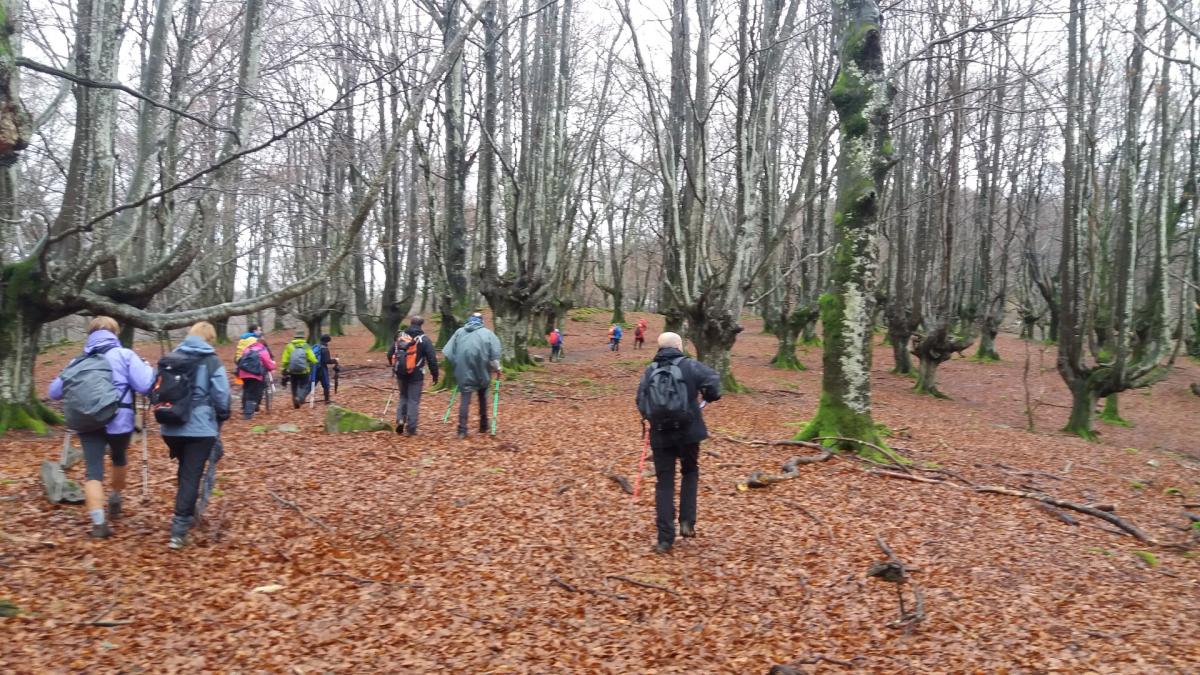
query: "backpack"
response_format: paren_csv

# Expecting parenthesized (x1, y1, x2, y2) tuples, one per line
(150, 352, 218, 426)
(638, 357, 693, 432)
(634, 325, 644, 338)
(548, 331, 561, 347)
(287, 343, 310, 375)
(60, 346, 128, 432)
(393, 334, 426, 376)
(237, 346, 265, 376)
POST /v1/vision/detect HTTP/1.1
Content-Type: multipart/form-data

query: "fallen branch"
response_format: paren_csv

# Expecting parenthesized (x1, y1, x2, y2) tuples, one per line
(769, 654, 859, 673)
(775, 498, 834, 541)
(871, 536, 925, 627)
(358, 522, 403, 541)
(1035, 502, 1080, 526)
(741, 452, 833, 489)
(719, 435, 828, 450)
(605, 574, 680, 596)
(813, 436, 912, 472)
(267, 489, 334, 532)
(607, 473, 634, 495)
(974, 486, 1155, 544)
(549, 575, 628, 601)
(867, 473, 1155, 544)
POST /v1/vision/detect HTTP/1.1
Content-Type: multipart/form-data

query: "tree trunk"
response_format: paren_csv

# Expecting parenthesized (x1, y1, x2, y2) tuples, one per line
(1099, 393, 1130, 427)
(1063, 378, 1098, 441)
(800, 0, 891, 453)
(0, 268, 61, 433)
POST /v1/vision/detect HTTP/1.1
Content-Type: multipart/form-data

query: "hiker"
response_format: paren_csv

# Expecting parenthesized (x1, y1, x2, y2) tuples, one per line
(48, 316, 154, 539)
(547, 327, 564, 362)
(280, 331, 318, 408)
(235, 336, 276, 420)
(636, 331, 721, 553)
(387, 316, 440, 435)
(609, 324, 623, 352)
(442, 312, 502, 439)
(310, 334, 339, 404)
(153, 321, 230, 549)
(634, 319, 647, 349)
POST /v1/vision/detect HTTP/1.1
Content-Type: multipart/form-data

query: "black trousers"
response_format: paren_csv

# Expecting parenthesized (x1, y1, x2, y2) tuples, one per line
(163, 436, 216, 538)
(242, 378, 264, 417)
(652, 443, 700, 546)
(78, 430, 132, 482)
(290, 376, 311, 407)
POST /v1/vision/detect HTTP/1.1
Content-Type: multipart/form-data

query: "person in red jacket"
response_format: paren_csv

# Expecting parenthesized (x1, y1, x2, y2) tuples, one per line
(634, 318, 648, 349)
(236, 338, 276, 420)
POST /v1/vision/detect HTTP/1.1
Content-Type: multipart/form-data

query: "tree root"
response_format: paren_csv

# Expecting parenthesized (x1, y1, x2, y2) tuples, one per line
(607, 473, 633, 495)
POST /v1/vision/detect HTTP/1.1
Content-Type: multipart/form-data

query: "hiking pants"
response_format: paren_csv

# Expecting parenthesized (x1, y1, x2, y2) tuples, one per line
(651, 443, 700, 547)
(78, 430, 133, 482)
(164, 436, 217, 538)
(312, 367, 331, 400)
(610, 339, 621, 352)
(395, 375, 424, 433)
(242, 378, 264, 417)
(457, 387, 489, 435)
(290, 376, 312, 407)
(550, 345, 562, 361)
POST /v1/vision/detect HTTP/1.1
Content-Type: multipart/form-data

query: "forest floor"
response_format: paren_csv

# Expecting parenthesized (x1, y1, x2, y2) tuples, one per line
(2, 312, 1199, 673)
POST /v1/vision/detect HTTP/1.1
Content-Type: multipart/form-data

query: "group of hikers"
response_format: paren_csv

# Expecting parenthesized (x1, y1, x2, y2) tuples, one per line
(48, 311, 719, 554)
(608, 318, 649, 351)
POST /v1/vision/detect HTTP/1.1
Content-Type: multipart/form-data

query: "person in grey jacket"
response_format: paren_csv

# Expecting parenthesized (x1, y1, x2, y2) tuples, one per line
(158, 322, 231, 549)
(441, 313, 502, 439)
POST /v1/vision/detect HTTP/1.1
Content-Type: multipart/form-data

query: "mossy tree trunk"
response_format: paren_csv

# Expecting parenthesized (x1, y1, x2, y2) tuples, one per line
(799, 0, 892, 452)
(0, 263, 62, 433)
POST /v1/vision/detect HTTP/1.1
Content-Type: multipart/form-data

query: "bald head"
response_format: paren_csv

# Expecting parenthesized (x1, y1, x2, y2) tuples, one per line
(658, 332, 683, 350)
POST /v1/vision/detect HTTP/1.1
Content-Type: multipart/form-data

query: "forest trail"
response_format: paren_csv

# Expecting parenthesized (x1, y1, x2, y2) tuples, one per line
(2, 314, 1198, 672)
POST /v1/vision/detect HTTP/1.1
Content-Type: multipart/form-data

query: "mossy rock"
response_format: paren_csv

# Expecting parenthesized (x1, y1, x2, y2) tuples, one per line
(0, 598, 20, 617)
(324, 405, 391, 433)
(276, 423, 301, 433)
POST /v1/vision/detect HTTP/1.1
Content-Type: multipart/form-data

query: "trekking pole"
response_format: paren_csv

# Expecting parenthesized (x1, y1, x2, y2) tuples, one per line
(442, 386, 459, 423)
(632, 426, 650, 501)
(140, 397, 150, 499)
(490, 379, 500, 436)
(382, 391, 393, 418)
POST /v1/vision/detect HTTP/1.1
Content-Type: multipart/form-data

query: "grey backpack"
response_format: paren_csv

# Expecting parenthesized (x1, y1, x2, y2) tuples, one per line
(60, 346, 129, 432)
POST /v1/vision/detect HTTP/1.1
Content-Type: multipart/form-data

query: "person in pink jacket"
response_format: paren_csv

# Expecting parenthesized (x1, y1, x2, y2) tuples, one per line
(235, 338, 275, 420)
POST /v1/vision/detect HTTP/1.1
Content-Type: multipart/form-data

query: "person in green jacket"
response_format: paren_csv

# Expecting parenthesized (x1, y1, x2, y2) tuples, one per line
(442, 313, 502, 439)
(279, 330, 318, 408)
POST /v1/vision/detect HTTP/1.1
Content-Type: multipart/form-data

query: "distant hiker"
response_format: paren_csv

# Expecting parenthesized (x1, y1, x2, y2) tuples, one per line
(636, 331, 721, 554)
(547, 328, 564, 362)
(609, 324, 623, 352)
(387, 316, 440, 435)
(236, 337, 276, 420)
(442, 312, 502, 439)
(48, 316, 154, 539)
(152, 321, 230, 550)
(310, 334, 339, 404)
(280, 331, 318, 408)
(634, 319, 647, 350)
(234, 324, 259, 361)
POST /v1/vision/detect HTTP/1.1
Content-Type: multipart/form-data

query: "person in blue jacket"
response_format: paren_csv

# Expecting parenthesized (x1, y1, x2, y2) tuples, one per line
(158, 321, 231, 550)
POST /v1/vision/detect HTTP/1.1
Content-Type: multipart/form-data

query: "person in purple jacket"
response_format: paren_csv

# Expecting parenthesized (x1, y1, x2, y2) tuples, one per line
(49, 317, 154, 539)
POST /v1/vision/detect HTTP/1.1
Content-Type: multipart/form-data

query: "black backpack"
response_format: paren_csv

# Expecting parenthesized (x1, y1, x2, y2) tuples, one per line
(237, 347, 265, 376)
(150, 352, 219, 425)
(638, 357, 693, 432)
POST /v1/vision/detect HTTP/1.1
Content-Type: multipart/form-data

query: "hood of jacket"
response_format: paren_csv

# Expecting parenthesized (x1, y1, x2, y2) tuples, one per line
(240, 331, 256, 339)
(289, 338, 309, 347)
(404, 326, 426, 339)
(463, 322, 483, 333)
(177, 334, 216, 355)
(652, 347, 685, 363)
(84, 330, 122, 354)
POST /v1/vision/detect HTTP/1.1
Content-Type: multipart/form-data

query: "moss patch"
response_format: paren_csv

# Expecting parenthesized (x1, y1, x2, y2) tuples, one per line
(324, 405, 391, 433)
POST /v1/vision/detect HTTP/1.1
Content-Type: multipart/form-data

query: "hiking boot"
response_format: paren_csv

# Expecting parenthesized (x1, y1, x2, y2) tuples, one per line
(679, 522, 695, 538)
(107, 495, 123, 521)
(395, 423, 405, 435)
(457, 431, 468, 440)
(654, 541, 672, 554)
(90, 523, 113, 539)
(168, 535, 187, 550)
